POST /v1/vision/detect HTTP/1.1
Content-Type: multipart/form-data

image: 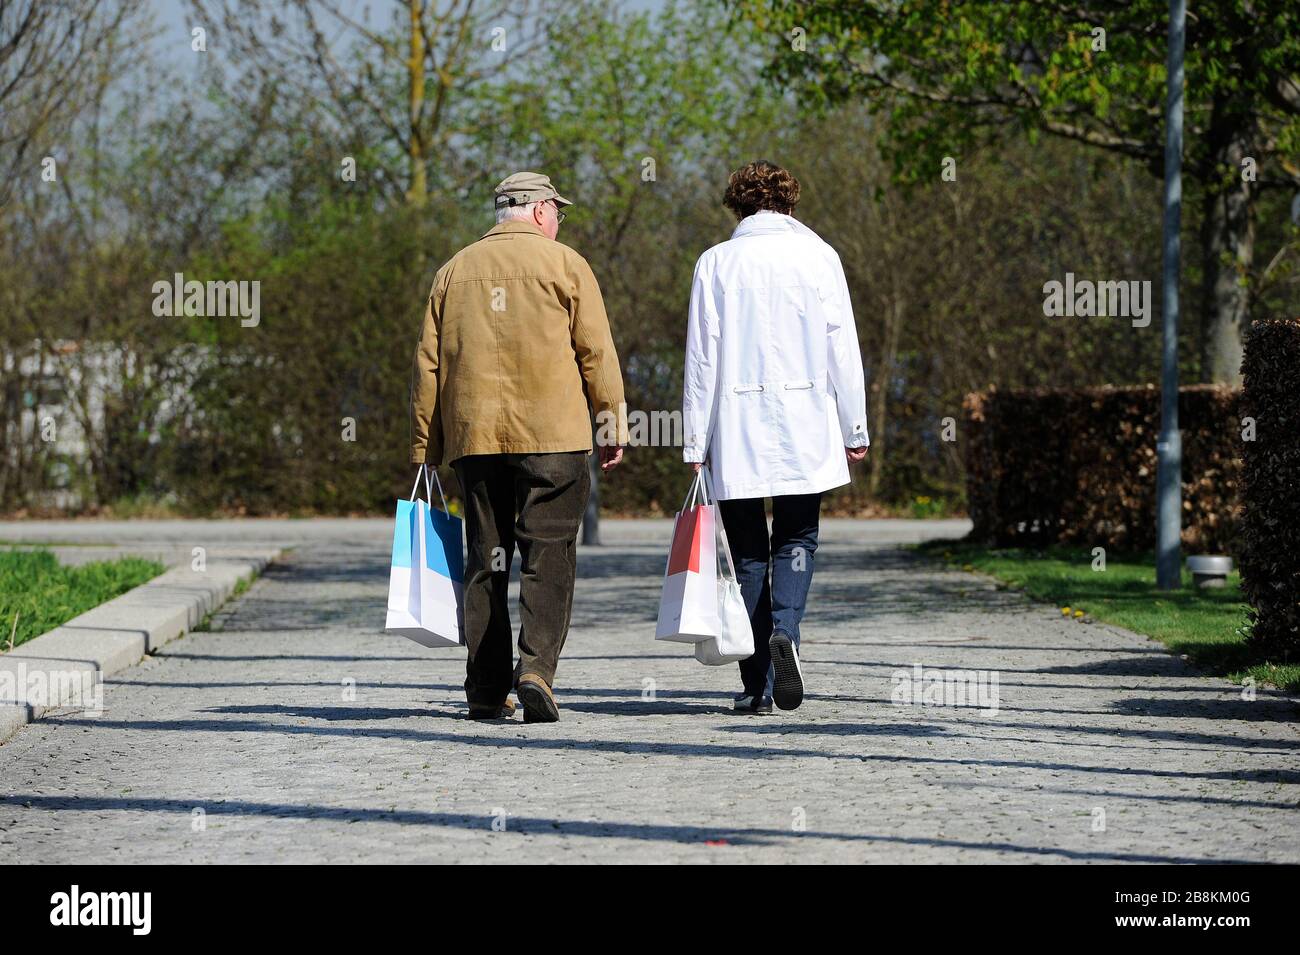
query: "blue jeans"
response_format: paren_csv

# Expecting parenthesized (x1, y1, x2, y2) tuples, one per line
(718, 493, 822, 698)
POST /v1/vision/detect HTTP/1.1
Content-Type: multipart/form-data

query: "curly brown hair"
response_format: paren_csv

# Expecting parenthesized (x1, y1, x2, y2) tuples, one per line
(722, 160, 801, 220)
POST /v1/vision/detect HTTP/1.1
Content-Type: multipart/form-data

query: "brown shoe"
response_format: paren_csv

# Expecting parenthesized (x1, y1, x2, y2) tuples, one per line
(467, 696, 517, 720)
(516, 673, 559, 723)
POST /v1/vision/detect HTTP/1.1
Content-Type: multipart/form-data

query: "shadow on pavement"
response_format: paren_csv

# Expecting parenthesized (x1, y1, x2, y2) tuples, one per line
(0, 793, 1264, 864)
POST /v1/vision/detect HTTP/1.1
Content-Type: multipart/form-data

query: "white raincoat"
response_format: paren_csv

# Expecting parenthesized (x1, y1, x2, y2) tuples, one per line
(682, 211, 869, 500)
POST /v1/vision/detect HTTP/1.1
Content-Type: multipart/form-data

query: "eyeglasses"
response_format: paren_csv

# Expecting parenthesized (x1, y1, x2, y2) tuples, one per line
(551, 201, 566, 224)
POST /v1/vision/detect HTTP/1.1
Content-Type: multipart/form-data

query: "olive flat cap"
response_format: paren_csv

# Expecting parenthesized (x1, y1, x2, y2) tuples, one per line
(493, 171, 572, 209)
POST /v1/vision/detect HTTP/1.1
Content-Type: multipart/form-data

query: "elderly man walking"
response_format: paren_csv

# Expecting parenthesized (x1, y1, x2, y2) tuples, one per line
(410, 172, 627, 723)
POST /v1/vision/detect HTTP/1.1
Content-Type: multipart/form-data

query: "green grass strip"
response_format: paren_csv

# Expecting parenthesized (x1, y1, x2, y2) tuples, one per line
(0, 549, 165, 651)
(916, 540, 1298, 693)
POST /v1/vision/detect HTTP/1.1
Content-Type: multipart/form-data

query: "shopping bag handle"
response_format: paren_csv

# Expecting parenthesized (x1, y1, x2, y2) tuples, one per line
(408, 464, 451, 514)
(682, 468, 705, 511)
(699, 465, 740, 586)
(676, 466, 738, 584)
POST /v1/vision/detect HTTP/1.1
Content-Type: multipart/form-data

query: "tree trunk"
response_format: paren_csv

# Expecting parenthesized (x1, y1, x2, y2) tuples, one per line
(405, 0, 428, 207)
(868, 295, 903, 497)
(1199, 106, 1256, 384)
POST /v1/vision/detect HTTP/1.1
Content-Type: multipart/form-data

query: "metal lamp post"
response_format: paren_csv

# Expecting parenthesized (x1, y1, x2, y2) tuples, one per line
(1156, 0, 1186, 590)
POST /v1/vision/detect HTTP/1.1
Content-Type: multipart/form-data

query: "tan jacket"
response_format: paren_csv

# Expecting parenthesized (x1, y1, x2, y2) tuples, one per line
(410, 221, 628, 466)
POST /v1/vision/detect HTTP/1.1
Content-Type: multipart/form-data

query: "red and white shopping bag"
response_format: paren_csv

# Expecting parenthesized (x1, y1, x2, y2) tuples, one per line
(655, 470, 720, 643)
(694, 479, 755, 665)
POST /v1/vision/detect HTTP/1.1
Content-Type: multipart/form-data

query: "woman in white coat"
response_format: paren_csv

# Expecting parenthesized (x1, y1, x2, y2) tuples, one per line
(683, 160, 869, 713)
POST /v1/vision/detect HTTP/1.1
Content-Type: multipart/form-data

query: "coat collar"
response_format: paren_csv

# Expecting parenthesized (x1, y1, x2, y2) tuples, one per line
(482, 220, 547, 240)
(731, 210, 797, 239)
(731, 210, 827, 246)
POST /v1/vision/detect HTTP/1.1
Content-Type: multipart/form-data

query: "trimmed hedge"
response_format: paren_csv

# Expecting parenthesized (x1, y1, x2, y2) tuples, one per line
(963, 384, 1241, 553)
(1238, 319, 1300, 660)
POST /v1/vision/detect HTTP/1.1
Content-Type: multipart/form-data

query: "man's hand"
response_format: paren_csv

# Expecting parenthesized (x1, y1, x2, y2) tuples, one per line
(690, 462, 702, 473)
(599, 445, 624, 471)
(846, 446, 868, 464)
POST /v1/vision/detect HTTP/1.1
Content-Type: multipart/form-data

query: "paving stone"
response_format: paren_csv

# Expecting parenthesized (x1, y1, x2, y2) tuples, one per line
(0, 520, 1296, 863)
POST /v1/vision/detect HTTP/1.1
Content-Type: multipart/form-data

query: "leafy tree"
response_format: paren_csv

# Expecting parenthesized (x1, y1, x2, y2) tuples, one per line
(189, 0, 561, 208)
(728, 0, 1300, 383)
(0, 0, 150, 211)
(784, 108, 1167, 506)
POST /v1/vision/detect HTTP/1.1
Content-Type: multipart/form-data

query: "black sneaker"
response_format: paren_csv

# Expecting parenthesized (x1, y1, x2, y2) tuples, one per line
(732, 693, 773, 714)
(769, 631, 804, 710)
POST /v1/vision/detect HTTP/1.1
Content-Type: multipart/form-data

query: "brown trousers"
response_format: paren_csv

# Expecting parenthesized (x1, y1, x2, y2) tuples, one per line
(452, 451, 590, 705)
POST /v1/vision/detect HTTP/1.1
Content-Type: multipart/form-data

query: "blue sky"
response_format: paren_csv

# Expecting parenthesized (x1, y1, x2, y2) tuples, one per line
(147, 0, 667, 69)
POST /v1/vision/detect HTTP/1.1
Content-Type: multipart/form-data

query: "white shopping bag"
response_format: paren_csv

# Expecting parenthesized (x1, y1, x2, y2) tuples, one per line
(385, 466, 464, 648)
(655, 470, 720, 642)
(694, 468, 755, 666)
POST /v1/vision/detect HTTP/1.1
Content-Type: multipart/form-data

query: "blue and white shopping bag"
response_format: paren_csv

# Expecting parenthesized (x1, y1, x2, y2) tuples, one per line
(385, 466, 464, 648)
